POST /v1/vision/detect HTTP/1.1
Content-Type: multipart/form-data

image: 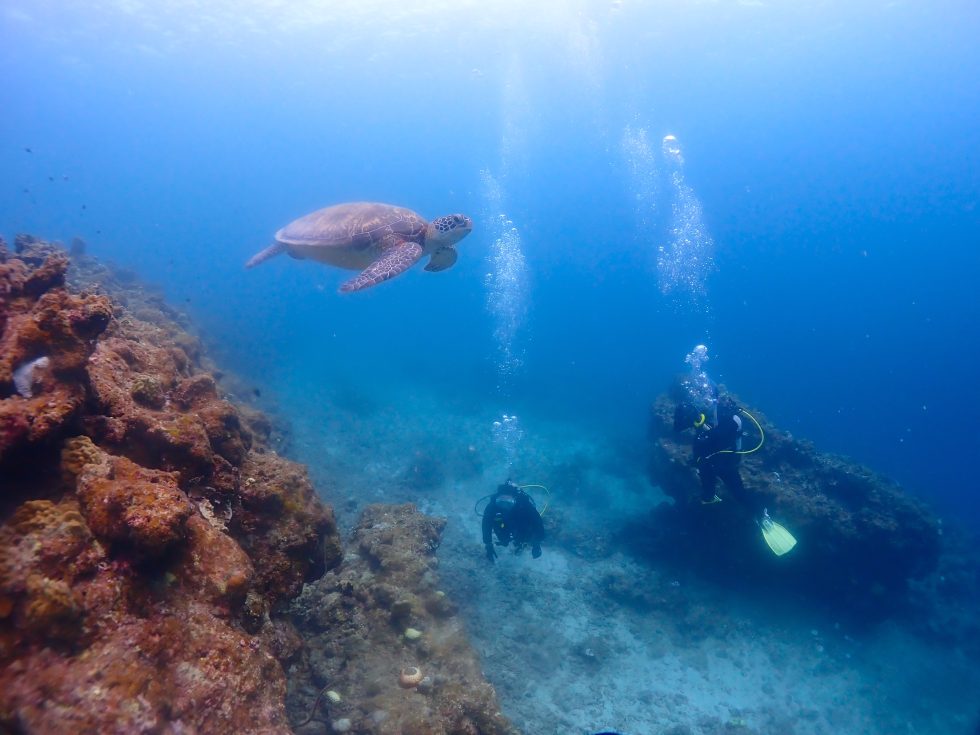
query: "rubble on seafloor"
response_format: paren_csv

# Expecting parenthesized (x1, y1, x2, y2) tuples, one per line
(639, 390, 943, 622)
(0, 235, 514, 734)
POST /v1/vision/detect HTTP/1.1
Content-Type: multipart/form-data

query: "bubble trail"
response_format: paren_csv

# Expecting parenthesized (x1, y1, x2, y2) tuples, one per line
(481, 169, 529, 469)
(491, 413, 524, 471)
(481, 168, 528, 393)
(621, 123, 660, 229)
(682, 343, 718, 419)
(659, 133, 715, 304)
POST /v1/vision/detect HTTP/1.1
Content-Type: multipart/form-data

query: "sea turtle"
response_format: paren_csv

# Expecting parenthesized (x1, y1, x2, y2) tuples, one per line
(245, 202, 473, 293)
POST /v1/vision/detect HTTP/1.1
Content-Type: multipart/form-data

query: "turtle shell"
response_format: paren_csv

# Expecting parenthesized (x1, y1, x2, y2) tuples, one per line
(275, 202, 428, 251)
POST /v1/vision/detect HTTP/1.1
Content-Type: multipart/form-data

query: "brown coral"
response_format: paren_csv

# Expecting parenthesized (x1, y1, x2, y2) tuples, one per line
(68, 437, 194, 558)
(174, 513, 256, 611)
(22, 574, 81, 641)
(1, 499, 99, 587)
(232, 451, 342, 606)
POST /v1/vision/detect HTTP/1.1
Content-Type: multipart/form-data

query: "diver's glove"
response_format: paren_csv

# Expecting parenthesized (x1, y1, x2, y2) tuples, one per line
(532, 544, 542, 559)
(485, 544, 497, 563)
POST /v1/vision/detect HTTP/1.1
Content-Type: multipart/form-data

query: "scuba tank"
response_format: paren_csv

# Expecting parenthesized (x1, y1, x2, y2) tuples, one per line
(716, 395, 743, 450)
(701, 396, 765, 460)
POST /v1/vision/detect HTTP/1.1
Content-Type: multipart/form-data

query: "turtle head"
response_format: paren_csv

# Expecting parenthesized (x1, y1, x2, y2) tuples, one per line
(427, 213, 473, 248)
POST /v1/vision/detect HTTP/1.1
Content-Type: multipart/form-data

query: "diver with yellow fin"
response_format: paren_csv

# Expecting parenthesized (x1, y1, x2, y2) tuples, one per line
(673, 396, 797, 556)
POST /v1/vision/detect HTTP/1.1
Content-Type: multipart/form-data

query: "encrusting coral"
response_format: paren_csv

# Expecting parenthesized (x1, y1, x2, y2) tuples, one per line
(0, 236, 342, 733)
(0, 237, 111, 461)
(68, 436, 195, 557)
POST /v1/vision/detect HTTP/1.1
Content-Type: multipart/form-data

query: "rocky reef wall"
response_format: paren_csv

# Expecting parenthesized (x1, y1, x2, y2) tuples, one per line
(0, 236, 343, 733)
(641, 391, 942, 622)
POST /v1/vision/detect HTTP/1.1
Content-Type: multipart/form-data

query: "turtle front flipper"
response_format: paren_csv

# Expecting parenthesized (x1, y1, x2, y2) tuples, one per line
(424, 245, 458, 272)
(339, 241, 423, 293)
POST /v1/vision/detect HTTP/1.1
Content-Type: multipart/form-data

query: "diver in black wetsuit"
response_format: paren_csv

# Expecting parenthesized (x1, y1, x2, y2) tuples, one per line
(482, 480, 545, 563)
(674, 397, 764, 517)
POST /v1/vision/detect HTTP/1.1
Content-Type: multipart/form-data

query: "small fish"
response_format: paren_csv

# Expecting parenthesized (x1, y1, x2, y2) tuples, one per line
(252, 388, 261, 397)
(48, 176, 54, 182)
(24, 147, 32, 153)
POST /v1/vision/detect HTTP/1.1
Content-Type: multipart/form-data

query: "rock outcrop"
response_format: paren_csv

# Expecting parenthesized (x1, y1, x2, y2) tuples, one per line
(641, 391, 942, 621)
(289, 503, 517, 735)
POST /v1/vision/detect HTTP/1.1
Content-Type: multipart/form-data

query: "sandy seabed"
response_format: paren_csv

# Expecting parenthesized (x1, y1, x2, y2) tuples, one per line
(272, 377, 979, 735)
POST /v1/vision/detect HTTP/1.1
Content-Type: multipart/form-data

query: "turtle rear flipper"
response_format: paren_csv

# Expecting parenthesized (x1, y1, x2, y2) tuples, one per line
(245, 241, 287, 268)
(339, 241, 423, 293)
(424, 245, 458, 272)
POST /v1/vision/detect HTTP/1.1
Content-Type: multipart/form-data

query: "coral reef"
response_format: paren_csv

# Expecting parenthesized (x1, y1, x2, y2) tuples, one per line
(289, 503, 517, 735)
(69, 436, 195, 557)
(234, 451, 343, 606)
(0, 237, 341, 733)
(0, 236, 112, 463)
(640, 392, 942, 620)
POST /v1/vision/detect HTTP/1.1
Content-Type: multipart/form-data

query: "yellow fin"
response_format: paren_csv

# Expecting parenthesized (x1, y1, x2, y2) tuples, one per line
(761, 518, 797, 556)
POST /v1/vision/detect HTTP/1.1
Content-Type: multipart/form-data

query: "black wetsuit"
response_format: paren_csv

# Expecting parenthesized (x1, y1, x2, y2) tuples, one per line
(692, 411, 762, 515)
(482, 485, 544, 563)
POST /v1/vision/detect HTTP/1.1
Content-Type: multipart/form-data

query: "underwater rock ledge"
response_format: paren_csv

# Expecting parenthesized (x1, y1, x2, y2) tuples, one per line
(641, 391, 941, 622)
(0, 235, 343, 733)
(288, 503, 517, 735)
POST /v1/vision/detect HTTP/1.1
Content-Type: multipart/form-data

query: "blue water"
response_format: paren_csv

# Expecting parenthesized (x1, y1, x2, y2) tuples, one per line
(3, 1, 979, 517)
(5, 3, 980, 733)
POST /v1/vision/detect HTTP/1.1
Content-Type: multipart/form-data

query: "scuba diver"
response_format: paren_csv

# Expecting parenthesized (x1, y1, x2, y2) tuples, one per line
(482, 479, 545, 563)
(673, 396, 797, 556)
